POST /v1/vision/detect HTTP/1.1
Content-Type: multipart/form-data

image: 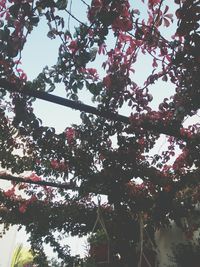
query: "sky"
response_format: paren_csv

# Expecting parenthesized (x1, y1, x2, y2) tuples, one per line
(0, 0, 199, 264)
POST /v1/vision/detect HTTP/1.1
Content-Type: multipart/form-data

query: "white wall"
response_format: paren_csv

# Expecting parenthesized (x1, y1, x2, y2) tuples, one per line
(155, 222, 200, 267)
(0, 225, 17, 267)
(0, 178, 18, 266)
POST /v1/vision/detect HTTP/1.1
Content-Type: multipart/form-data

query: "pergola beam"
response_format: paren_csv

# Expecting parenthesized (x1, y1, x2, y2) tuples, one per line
(0, 78, 129, 123)
(0, 174, 78, 190)
(0, 78, 184, 140)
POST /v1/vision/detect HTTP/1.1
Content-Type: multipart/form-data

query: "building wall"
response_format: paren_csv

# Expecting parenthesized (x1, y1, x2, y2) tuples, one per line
(155, 222, 199, 267)
(0, 225, 17, 267)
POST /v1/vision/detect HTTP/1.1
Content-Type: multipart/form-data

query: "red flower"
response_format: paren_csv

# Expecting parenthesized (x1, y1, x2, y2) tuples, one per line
(68, 40, 78, 52)
(180, 128, 193, 139)
(59, 162, 68, 171)
(152, 58, 158, 68)
(18, 184, 27, 190)
(16, 68, 27, 81)
(35, 159, 41, 165)
(148, 0, 161, 6)
(4, 188, 15, 197)
(103, 75, 112, 89)
(29, 196, 37, 203)
(98, 43, 106, 55)
(92, 0, 102, 7)
(87, 68, 97, 76)
(65, 127, 76, 144)
(51, 159, 59, 170)
(88, 0, 103, 21)
(84, 68, 99, 81)
(19, 203, 27, 213)
(51, 159, 68, 171)
(138, 138, 145, 147)
(112, 17, 133, 32)
(29, 173, 41, 182)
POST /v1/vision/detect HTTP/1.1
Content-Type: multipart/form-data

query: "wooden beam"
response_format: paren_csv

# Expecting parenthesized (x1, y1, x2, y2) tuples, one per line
(0, 174, 77, 190)
(0, 78, 186, 140)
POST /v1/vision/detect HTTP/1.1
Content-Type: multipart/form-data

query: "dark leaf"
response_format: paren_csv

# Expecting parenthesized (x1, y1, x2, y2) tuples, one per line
(9, 4, 20, 18)
(56, 0, 68, 10)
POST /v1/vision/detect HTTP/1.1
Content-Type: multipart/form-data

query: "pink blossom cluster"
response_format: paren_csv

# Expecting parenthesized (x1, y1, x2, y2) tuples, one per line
(50, 160, 68, 172)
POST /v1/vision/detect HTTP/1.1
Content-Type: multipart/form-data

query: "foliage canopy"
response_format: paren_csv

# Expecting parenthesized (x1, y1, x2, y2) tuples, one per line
(0, 0, 200, 265)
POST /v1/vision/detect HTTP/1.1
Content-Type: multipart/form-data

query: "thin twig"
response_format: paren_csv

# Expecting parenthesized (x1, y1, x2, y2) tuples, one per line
(80, 0, 89, 7)
(68, 0, 72, 31)
(65, 8, 88, 27)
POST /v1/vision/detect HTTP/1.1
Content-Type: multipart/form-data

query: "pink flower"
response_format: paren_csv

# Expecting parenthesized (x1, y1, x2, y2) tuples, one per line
(173, 148, 189, 170)
(84, 68, 99, 81)
(148, 0, 161, 6)
(65, 127, 76, 144)
(4, 188, 15, 197)
(51, 160, 68, 171)
(98, 43, 106, 55)
(152, 58, 158, 68)
(180, 128, 193, 139)
(35, 159, 41, 165)
(51, 159, 59, 169)
(29, 173, 41, 182)
(29, 196, 37, 203)
(16, 68, 27, 81)
(18, 184, 27, 190)
(68, 40, 78, 52)
(92, 0, 102, 7)
(87, 68, 97, 76)
(59, 162, 68, 171)
(103, 75, 112, 89)
(19, 203, 27, 213)
(113, 18, 133, 32)
(138, 138, 145, 146)
(88, 0, 103, 21)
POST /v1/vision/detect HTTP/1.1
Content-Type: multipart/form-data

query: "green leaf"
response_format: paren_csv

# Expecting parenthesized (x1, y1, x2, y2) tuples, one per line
(77, 81, 84, 90)
(89, 47, 98, 61)
(64, 30, 72, 38)
(47, 84, 56, 92)
(47, 30, 56, 39)
(88, 83, 101, 96)
(9, 4, 20, 18)
(80, 112, 87, 122)
(0, 20, 4, 28)
(30, 16, 40, 26)
(0, 29, 4, 41)
(56, 0, 68, 10)
(71, 94, 78, 101)
(0, 89, 6, 99)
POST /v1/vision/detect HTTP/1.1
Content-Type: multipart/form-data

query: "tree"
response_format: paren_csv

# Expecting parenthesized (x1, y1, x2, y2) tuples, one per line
(0, 0, 200, 265)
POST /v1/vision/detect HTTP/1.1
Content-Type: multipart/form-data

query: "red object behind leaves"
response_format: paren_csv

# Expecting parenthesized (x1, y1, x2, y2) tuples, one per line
(4, 188, 15, 197)
(65, 127, 76, 145)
